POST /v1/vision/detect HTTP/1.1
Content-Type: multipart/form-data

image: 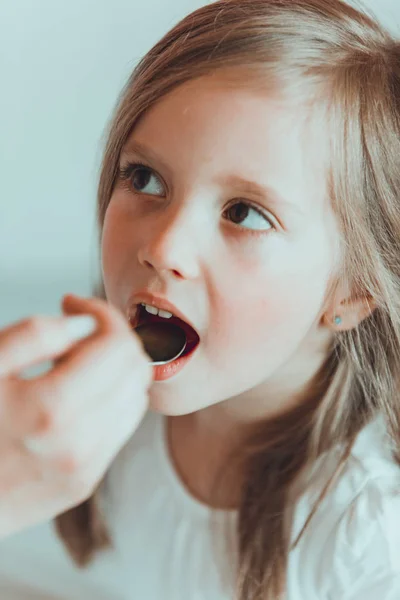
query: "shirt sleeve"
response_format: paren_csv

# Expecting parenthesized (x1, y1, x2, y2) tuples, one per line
(326, 477, 400, 599)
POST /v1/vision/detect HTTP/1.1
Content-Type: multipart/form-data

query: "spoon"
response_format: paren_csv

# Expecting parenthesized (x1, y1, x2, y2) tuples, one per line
(134, 321, 187, 365)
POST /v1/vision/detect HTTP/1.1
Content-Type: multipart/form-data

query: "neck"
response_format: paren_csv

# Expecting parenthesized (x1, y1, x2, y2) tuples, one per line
(167, 344, 333, 510)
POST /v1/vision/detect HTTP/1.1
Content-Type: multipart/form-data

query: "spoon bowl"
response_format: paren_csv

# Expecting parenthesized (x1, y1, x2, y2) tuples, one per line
(134, 321, 187, 365)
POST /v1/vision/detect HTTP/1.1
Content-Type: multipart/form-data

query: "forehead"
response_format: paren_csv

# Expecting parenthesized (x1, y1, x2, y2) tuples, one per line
(127, 71, 332, 217)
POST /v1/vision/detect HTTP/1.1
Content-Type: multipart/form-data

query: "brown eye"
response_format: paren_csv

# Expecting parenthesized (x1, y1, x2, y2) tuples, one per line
(226, 202, 250, 224)
(118, 162, 165, 196)
(224, 201, 274, 231)
(131, 166, 152, 191)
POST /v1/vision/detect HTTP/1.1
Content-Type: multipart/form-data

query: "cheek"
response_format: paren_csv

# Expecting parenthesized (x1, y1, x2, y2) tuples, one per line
(101, 202, 133, 268)
(101, 201, 134, 297)
(101, 209, 118, 282)
(206, 257, 331, 367)
(208, 290, 301, 355)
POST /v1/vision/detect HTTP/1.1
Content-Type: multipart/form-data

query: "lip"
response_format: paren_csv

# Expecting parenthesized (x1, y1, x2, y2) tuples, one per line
(152, 338, 199, 381)
(126, 290, 200, 339)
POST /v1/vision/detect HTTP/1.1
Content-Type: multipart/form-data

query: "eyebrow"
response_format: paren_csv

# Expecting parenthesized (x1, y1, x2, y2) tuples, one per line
(121, 140, 304, 217)
(121, 140, 173, 177)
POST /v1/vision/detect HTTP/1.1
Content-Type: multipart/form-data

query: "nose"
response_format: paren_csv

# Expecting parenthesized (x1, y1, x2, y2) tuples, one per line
(137, 208, 202, 280)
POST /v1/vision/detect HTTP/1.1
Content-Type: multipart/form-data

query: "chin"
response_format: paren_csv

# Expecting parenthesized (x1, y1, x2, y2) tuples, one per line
(147, 391, 208, 416)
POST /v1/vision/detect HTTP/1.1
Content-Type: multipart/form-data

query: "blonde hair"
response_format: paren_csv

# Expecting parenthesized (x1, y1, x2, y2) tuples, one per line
(54, 1, 400, 598)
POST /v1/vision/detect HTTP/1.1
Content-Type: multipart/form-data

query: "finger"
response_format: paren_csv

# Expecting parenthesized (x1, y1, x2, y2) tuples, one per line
(1, 337, 143, 442)
(17, 374, 148, 509)
(0, 315, 98, 379)
(22, 367, 148, 466)
(3, 302, 149, 440)
(37, 296, 150, 396)
(61, 294, 129, 336)
(20, 338, 145, 440)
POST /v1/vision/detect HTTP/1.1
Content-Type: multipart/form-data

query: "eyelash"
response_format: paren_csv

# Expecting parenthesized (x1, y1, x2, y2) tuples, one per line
(117, 161, 277, 235)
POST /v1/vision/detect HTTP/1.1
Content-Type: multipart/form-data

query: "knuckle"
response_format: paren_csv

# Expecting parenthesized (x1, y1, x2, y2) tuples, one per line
(26, 381, 65, 437)
(34, 404, 59, 436)
(57, 451, 83, 475)
(23, 316, 46, 338)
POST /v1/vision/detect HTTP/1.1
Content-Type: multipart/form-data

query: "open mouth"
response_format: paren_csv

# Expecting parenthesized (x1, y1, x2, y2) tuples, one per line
(132, 304, 200, 357)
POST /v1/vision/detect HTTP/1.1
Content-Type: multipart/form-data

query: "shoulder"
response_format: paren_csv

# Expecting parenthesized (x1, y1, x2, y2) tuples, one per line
(291, 415, 400, 598)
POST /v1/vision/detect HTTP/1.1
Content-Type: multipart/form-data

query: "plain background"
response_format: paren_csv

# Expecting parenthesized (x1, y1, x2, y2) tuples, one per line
(1, 0, 209, 329)
(1, 0, 399, 377)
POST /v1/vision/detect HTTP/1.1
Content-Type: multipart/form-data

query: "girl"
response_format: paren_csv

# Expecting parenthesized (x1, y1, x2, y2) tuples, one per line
(0, 0, 399, 598)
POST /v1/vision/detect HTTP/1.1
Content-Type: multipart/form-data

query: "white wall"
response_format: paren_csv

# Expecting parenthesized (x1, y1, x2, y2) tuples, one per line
(1, 0, 400, 330)
(0, 0, 209, 329)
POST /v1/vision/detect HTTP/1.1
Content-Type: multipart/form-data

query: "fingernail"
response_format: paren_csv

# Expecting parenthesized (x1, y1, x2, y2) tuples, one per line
(65, 315, 97, 341)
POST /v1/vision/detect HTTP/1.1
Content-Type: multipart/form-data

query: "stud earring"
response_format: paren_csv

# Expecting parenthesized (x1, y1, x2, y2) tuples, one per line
(334, 316, 342, 325)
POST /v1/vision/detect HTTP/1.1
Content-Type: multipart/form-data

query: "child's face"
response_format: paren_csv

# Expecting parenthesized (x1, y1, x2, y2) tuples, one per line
(101, 71, 342, 420)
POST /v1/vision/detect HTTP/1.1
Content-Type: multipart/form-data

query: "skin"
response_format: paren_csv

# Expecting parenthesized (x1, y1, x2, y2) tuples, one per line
(101, 71, 375, 507)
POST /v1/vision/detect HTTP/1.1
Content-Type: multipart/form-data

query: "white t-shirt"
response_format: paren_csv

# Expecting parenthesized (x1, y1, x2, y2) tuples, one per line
(0, 410, 399, 599)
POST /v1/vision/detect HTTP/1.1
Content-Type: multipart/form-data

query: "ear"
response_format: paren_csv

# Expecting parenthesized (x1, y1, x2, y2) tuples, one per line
(323, 294, 377, 331)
